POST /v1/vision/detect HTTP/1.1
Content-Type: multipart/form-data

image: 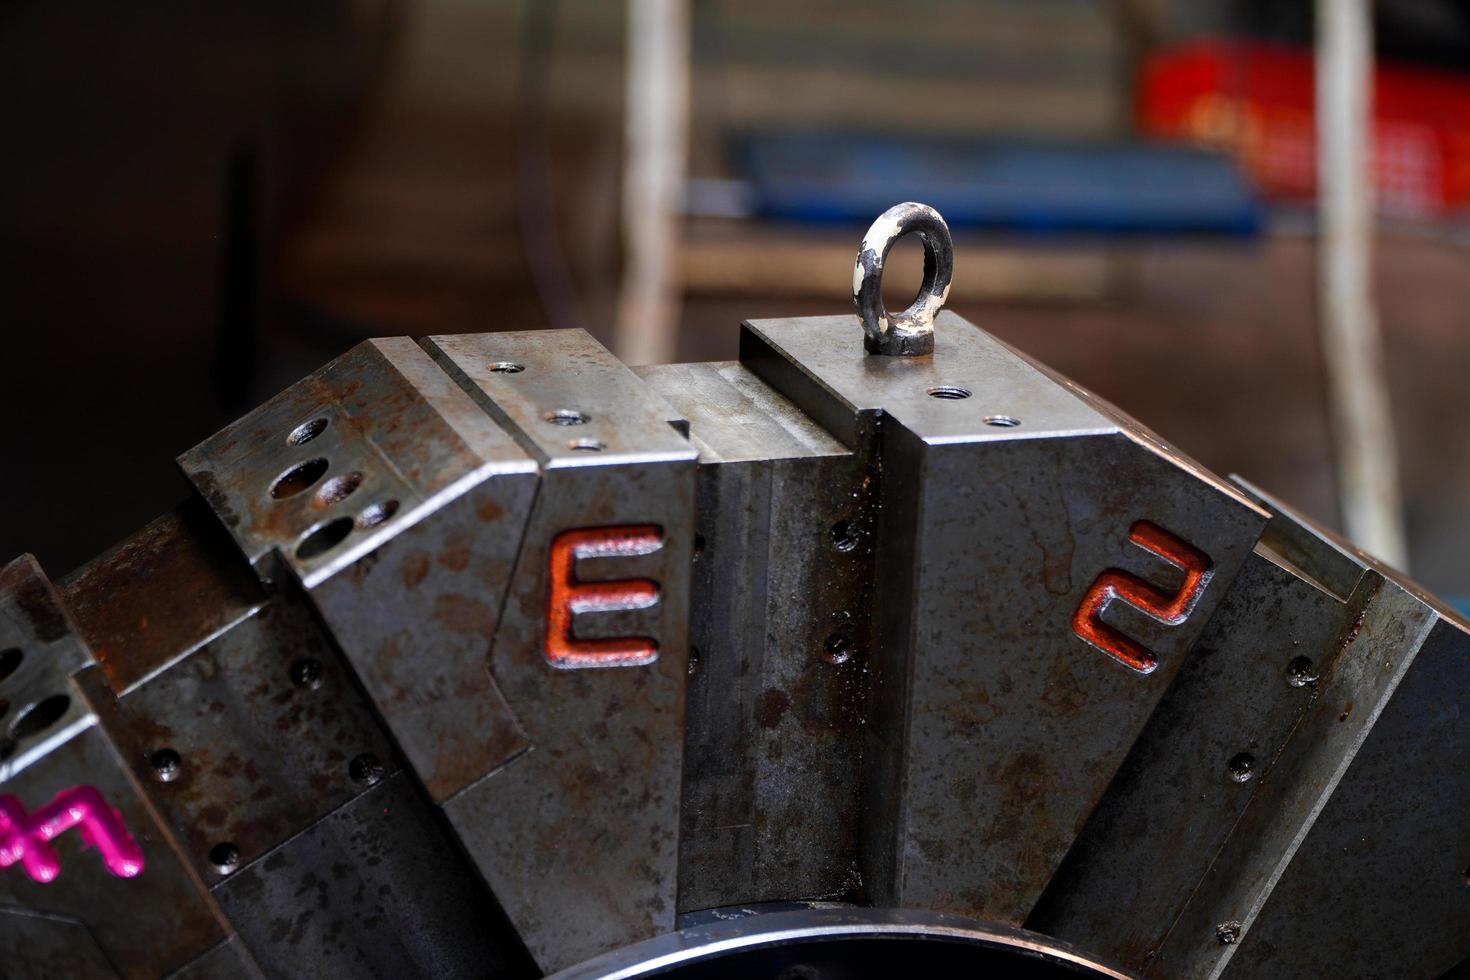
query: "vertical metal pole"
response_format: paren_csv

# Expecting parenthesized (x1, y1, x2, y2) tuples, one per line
(615, 0, 690, 365)
(1316, 0, 1408, 569)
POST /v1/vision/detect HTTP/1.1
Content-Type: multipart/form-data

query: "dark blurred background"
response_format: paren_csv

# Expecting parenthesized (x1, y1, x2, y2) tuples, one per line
(3, 0, 1468, 604)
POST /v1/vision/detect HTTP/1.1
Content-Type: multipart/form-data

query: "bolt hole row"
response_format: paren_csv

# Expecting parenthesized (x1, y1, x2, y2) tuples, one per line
(275, 417, 402, 560)
(924, 386, 1021, 427)
(155, 658, 382, 876)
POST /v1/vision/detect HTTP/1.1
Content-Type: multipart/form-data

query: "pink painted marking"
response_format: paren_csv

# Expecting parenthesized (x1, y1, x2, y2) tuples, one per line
(0, 786, 144, 883)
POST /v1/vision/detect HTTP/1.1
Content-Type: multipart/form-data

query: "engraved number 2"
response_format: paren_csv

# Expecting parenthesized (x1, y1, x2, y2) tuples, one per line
(1071, 521, 1212, 674)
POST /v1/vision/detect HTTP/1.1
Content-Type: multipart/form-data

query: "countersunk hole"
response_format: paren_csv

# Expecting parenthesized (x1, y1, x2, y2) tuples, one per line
(545, 409, 588, 426)
(927, 385, 972, 400)
(984, 415, 1022, 428)
(10, 694, 71, 740)
(1227, 751, 1256, 783)
(290, 658, 324, 690)
(488, 361, 524, 374)
(209, 842, 241, 874)
(286, 417, 328, 446)
(349, 753, 385, 786)
(824, 632, 855, 665)
(270, 458, 329, 499)
(1285, 655, 1319, 688)
(357, 499, 400, 529)
(1216, 921, 1242, 945)
(569, 438, 605, 452)
(295, 517, 355, 560)
(315, 471, 363, 506)
(151, 748, 182, 782)
(0, 647, 21, 684)
(831, 520, 859, 553)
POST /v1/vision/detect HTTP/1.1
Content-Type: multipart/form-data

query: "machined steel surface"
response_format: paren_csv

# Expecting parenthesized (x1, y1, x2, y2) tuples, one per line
(2, 205, 1468, 979)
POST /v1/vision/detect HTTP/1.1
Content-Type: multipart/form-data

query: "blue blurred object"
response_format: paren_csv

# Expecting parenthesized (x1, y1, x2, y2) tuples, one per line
(1452, 597, 1470, 619)
(735, 131, 1262, 236)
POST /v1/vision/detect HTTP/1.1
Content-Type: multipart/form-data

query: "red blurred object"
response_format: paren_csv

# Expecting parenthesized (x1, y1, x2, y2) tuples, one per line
(1139, 39, 1470, 218)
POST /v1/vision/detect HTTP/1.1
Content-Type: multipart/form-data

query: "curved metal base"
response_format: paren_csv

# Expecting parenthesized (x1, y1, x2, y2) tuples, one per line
(550, 907, 1131, 980)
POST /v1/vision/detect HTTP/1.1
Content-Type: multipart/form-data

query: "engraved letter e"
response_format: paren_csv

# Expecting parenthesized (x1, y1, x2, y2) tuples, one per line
(545, 525, 663, 668)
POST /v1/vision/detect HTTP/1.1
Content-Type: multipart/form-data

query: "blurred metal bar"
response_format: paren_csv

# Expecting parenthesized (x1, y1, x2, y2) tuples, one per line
(1315, 0, 1408, 569)
(615, 0, 690, 365)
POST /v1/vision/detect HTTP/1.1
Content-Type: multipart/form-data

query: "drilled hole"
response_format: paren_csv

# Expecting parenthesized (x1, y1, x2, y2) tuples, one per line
(151, 748, 182, 783)
(1228, 751, 1256, 783)
(831, 520, 859, 553)
(287, 417, 328, 446)
(356, 500, 400, 529)
(270, 458, 329, 499)
(315, 471, 363, 506)
(290, 658, 324, 690)
(569, 438, 605, 452)
(545, 409, 588, 426)
(927, 385, 972, 400)
(1285, 655, 1319, 688)
(0, 647, 21, 684)
(349, 753, 385, 786)
(1216, 921, 1242, 945)
(984, 415, 1022, 428)
(824, 633, 855, 665)
(693, 534, 706, 558)
(488, 361, 524, 374)
(10, 694, 71, 740)
(295, 517, 355, 560)
(688, 646, 701, 676)
(210, 842, 241, 874)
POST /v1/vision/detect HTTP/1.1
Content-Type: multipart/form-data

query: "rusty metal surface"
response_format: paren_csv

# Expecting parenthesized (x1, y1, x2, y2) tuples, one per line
(178, 336, 534, 589)
(60, 498, 266, 695)
(1154, 484, 1470, 979)
(1222, 613, 1470, 978)
(308, 475, 536, 803)
(430, 330, 694, 971)
(213, 771, 534, 979)
(742, 313, 1267, 924)
(0, 558, 225, 976)
(0, 906, 119, 979)
(641, 362, 876, 912)
(87, 595, 402, 881)
(162, 937, 262, 980)
(4, 214, 1469, 979)
(179, 335, 539, 803)
(1027, 542, 1367, 968)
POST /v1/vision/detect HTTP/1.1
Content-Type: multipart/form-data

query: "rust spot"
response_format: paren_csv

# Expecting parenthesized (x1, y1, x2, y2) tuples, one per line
(755, 688, 790, 729)
(1339, 701, 1353, 722)
(438, 545, 472, 572)
(433, 594, 495, 637)
(401, 552, 431, 590)
(1040, 661, 1089, 716)
(475, 495, 505, 523)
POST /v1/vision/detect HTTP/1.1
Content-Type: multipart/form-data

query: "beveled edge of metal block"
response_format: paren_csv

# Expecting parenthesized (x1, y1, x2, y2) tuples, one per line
(740, 312, 1119, 449)
(636, 361, 849, 464)
(1233, 475, 1470, 629)
(176, 337, 538, 591)
(0, 556, 101, 782)
(423, 329, 696, 468)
